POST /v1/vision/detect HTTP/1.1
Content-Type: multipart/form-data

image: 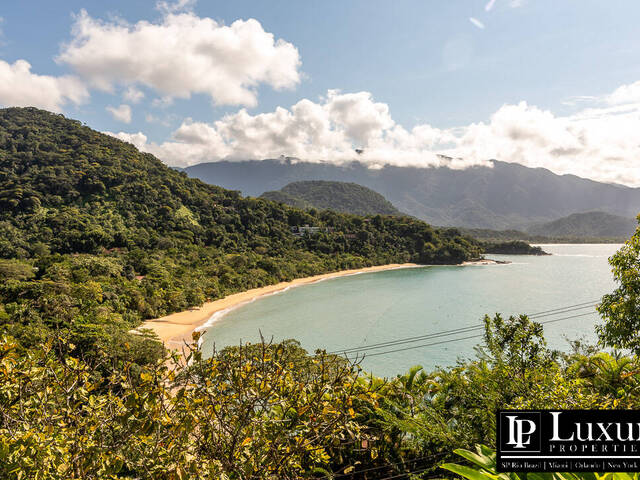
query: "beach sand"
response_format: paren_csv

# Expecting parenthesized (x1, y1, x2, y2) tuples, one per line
(134, 263, 421, 349)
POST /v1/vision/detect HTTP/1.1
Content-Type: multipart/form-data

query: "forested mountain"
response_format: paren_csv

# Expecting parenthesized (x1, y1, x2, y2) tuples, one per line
(0, 107, 482, 366)
(461, 227, 626, 244)
(4, 108, 640, 479)
(185, 158, 640, 229)
(260, 180, 402, 216)
(526, 211, 637, 239)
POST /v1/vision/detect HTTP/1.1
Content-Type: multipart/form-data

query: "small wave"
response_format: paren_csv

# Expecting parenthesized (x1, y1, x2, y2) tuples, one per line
(196, 286, 296, 337)
(552, 254, 608, 258)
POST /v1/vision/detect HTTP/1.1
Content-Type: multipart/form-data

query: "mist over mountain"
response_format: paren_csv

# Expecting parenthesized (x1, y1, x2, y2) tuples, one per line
(184, 159, 640, 230)
(260, 181, 402, 216)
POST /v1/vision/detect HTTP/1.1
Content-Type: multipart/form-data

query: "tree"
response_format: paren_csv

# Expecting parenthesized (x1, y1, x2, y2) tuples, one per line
(597, 217, 640, 353)
(0, 335, 381, 480)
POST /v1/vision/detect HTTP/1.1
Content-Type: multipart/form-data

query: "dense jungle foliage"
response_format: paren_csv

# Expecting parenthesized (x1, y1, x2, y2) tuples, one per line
(482, 240, 549, 255)
(5, 304, 640, 479)
(3, 107, 640, 479)
(0, 107, 482, 367)
(461, 228, 627, 244)
(260, 181, 402, 216)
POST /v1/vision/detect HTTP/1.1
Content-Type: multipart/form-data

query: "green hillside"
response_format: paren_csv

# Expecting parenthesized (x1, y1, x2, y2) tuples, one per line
(462, 227, 627, 244)
(261, 180, 402, 215)
(0, 107, 482, 366)
(3, 109, 640, 480)
(258, 189, 312, 209)
(527, 211, 637, 238)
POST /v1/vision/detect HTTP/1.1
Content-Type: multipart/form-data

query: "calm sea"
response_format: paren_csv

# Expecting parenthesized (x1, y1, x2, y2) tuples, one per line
(200, 244, 621, 377)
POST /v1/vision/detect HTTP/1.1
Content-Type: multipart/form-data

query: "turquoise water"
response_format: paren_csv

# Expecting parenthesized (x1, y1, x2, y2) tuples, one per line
(200, 244, 620, 377)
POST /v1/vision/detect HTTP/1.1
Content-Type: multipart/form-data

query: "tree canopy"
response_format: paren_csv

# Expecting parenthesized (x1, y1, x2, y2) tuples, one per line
(597, 216, 640, 352)
(0, 107, 482, 368)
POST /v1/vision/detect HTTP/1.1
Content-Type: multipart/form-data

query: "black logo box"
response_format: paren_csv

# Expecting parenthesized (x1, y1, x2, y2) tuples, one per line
(497, 410, 640, 473)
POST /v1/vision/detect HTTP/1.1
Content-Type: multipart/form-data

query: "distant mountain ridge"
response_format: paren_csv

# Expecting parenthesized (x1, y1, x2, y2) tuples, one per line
(184, 159, 640, 230)
(260, 181, 402, 216)
(527, 211, 637, 238)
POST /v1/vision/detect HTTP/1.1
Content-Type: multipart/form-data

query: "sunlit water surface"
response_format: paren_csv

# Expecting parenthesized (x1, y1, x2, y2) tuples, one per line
(200, 244, 620, 377)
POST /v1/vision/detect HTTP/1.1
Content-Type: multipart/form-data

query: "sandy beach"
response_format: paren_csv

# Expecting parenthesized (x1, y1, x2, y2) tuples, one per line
(134, 263, 421, 349)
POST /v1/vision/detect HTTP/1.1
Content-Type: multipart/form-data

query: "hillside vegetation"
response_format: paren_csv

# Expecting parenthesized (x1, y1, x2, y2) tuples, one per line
(0, 107, 482, 366)
(184, 158, 640, 229)
(481, 240, 549, 255)
(261, 180, 402, 215)
(527, 211, 637, 238)
(2, 108, 640, 479)
(461, 227, 627, 244)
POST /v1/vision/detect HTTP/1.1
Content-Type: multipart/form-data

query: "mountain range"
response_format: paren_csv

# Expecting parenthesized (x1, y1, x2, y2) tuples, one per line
(184, 159, 640, 230)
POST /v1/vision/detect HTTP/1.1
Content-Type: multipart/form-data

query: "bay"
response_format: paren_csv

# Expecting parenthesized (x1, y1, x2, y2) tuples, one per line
(200, 244, 620, 377)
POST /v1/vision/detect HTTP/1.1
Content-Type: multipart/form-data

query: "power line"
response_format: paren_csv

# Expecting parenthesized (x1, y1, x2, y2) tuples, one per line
(331, 301, 598, 355)
(330, 301, 599, 356)
(375, 465, 440, 480)
(359, 333, 484, 358)
(528, 300, 599, 317)
(350, 311, 597, 358)
(314, 452, 445, 480)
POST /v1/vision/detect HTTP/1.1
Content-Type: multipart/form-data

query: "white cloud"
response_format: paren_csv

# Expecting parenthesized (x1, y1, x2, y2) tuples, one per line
(607, 81, 640, 105)
(123, 86, 144, 103)
(104, 131, 149, 151)
(106, 104, 132, 123)
(156, 0, 196, 14)
(469, 17, 485, 29)
(448, 100, 640, 186)
(561, 95, 598, 107)
(57, 9, 301, 107)
(485, 0, 497, 11)
(0, 59, 88, 112)
(106, 83, 640, 186)
(105, 89, 463, 169)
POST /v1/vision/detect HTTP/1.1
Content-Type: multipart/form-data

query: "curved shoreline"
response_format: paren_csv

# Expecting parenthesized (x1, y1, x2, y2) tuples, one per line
(134, 263, 422, 349)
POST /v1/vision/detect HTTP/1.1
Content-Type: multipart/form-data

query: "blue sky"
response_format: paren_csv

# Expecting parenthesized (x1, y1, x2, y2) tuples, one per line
(1, 0, 640, 185)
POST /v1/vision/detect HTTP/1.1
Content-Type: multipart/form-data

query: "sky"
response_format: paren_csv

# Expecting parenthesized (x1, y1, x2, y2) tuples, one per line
(1, 0, 640, 185)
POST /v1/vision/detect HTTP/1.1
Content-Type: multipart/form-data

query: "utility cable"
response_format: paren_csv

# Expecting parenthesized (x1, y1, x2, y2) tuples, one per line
(329, 301, 599, 356)
(351, 311, 597, 358)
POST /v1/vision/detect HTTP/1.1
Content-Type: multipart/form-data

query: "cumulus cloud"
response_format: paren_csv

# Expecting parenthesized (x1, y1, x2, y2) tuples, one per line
(105, 89, 465, 169)
(106, 83, 640, 186)
(607, 81, 640, 105)
(57, 9, 301, 107)
(104, 131, 149, 151)
(0, 59, 88, 112)
(106, 104, 132, 123)
(448, 100, 640, 185)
